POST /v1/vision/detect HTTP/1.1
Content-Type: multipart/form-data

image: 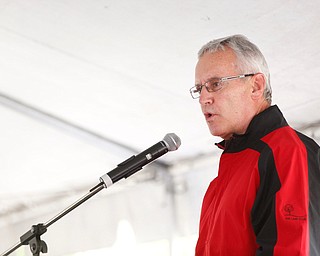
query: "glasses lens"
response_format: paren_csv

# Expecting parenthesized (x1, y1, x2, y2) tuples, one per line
(206, 78, 221, 92)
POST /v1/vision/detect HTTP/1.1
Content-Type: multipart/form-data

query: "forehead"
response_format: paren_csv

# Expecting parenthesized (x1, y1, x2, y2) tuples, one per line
(195, 48, 238, 82)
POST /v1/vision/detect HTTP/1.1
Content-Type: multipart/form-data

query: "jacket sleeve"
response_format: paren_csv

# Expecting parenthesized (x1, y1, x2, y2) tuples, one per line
(251, 139, 309, 255)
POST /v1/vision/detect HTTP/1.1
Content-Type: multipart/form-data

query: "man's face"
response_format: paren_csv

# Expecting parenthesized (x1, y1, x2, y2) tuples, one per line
(195, 48, 255, 140)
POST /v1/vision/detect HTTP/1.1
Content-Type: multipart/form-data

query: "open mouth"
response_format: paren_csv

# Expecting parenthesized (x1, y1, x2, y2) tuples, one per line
(204, 112, 214, 119)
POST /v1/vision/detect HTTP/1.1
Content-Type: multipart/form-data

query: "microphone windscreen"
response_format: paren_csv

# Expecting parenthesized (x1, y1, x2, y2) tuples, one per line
(163, 133, 181, 151)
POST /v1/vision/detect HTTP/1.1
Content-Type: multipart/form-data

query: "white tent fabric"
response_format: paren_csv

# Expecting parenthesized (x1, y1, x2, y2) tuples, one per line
(0, 0, 320, 255)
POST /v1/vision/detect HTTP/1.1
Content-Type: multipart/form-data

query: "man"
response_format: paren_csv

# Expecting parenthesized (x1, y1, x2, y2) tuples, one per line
(190, 35, 320, 255)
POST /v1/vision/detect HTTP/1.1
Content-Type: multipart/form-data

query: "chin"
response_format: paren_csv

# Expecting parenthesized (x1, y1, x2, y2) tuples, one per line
(209, 129, 221, 138)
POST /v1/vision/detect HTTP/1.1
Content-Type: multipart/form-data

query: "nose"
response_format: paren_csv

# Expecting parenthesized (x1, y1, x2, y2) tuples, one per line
(199, 86, 213, 105)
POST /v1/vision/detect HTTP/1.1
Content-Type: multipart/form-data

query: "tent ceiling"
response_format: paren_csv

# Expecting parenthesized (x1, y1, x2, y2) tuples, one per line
(0, 0, 320, 221)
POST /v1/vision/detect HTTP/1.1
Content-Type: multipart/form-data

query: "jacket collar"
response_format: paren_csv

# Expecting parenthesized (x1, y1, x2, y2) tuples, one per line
(215, 105, 288, 151)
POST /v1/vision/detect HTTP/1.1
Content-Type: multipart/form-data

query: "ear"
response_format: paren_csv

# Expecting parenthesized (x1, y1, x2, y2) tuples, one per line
(251, 73, 266, 100)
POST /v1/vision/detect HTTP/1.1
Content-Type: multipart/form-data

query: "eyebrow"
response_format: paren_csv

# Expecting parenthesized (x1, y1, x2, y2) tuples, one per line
(195, 76, 220, 85)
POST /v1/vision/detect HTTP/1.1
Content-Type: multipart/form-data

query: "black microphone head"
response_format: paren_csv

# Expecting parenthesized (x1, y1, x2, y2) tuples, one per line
(163, 133, 181, 151)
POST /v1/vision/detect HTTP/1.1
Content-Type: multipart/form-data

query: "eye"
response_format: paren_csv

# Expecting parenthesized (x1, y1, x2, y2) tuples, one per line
(206, 79, 221, 91)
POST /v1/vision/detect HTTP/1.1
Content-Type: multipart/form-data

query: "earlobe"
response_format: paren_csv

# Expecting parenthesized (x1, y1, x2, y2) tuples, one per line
(251, 74, 266, 100)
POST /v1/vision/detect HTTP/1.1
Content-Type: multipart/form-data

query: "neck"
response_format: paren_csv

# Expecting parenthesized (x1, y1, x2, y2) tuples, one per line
(256, 100, 270, 115)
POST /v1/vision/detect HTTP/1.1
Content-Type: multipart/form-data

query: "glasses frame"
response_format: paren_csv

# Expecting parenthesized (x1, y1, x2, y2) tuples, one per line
(190, 73, 255, 99)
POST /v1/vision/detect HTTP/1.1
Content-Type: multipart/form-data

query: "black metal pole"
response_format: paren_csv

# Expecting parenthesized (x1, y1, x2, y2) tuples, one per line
(45, 182, 104, 228)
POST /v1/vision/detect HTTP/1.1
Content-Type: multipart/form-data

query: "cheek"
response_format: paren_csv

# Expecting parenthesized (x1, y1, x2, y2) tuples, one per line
(224, 93, 249, 120)
(224, 94, 243, 111)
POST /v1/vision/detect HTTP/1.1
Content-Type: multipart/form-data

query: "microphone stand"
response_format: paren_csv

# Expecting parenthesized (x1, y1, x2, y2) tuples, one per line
(1, 133, 181, 256)
(1, 182, 105, 256)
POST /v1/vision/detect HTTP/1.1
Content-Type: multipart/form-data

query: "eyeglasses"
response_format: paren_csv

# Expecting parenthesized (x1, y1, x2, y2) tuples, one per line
(189, 73, 255, 99)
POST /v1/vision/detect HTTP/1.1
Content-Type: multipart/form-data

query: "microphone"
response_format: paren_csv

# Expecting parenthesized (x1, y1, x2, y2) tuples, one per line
(99, 133, 181, 187)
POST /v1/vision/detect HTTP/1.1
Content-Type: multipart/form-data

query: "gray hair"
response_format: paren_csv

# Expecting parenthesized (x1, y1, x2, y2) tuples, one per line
(198, 35, 272, 104)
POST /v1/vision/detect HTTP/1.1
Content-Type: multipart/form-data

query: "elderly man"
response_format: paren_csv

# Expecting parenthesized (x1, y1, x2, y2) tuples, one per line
(190, 35, 320, 255)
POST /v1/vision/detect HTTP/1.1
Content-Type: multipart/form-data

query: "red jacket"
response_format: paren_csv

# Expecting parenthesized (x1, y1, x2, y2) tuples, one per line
(195, 105, 320, 256)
